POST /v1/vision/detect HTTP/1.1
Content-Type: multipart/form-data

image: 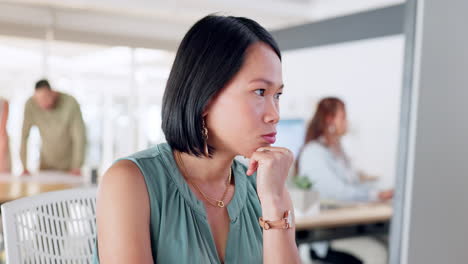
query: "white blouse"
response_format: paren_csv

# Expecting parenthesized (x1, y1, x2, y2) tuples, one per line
(298, 139, 377, 202)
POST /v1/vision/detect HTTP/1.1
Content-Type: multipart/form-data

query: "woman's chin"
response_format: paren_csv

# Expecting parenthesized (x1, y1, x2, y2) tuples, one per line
(240, 144, 271, 158)
(258, 142, 272, 148)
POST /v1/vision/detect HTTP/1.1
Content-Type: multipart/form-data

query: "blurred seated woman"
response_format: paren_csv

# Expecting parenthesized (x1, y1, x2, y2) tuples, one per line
(297, 97, 393, 264)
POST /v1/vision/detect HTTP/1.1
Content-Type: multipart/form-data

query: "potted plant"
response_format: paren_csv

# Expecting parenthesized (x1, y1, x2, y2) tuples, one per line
(288, 175, 320, 216)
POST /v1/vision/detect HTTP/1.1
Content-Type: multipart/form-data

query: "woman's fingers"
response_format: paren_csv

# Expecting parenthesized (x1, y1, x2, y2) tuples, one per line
(256, 146, 291, 155)
(247, 151, 270, 176)
(246, 160, 258, 176)
(246, 147, 293, 176)
(256, 147, 294, 165)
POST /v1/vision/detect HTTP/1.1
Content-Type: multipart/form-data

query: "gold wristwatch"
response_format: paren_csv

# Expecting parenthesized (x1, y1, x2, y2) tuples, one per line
(259, 210, 293, 230)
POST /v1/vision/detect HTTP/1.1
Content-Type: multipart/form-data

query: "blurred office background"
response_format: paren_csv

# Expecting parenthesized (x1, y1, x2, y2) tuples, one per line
(1, 1, 466, 264)
(0, 0, 404, 188)
(0, 1, 405, 263)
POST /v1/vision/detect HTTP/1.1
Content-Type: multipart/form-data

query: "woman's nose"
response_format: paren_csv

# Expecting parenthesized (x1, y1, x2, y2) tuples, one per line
(263, 100, 279, 124)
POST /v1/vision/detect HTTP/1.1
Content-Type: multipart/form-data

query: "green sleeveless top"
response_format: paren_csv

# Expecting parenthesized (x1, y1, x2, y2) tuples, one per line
(93, 143, 263, 263)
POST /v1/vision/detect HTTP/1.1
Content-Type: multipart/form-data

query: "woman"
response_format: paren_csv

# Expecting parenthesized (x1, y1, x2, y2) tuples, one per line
(297, 97, 393, 202)
(297, 97, 393, 263)
(94, 15, 300, 263)
(0, 97, 11, 173)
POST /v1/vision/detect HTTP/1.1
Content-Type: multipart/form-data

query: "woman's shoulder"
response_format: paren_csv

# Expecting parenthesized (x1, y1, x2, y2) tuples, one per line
(98, 159, 149, 210)
(101, 143, 171, 191)
(97, 145, 169, 207)
(302, 140, 328, 155)
(102, 159, 146, 191)
(113, 143, 176, 187)
(118, 143, 171, 167)
(124, 144, 164, 161)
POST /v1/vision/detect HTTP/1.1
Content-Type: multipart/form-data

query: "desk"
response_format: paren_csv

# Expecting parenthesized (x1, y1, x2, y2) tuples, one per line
(295, 203, 392, 244)
(0, 172, 86, 204)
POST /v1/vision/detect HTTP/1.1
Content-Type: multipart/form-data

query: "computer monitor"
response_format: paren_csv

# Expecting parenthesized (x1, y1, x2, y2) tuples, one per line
(272, 119, 306, 158)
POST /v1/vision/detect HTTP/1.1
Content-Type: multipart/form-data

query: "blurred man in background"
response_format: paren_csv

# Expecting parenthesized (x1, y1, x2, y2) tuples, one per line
(20, 79, 86, 176)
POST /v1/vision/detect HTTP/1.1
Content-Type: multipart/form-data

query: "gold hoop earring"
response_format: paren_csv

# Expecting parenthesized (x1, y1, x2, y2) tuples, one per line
(202, 119, 209, 156)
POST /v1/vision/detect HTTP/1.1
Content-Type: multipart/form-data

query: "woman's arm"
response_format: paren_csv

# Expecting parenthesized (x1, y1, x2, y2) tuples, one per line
(248, 147, 301, 264)
(0, 100, 8, 134)
(261, 188, 300, 264)
(96, 160, 154, 264)
(69, 101, 86, 174)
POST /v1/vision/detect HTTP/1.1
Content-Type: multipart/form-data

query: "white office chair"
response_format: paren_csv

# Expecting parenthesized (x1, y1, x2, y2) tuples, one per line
(1, 187, 97, 264)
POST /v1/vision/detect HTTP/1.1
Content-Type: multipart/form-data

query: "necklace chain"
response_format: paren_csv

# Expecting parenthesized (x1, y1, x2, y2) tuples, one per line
(175, 152, 232, 208)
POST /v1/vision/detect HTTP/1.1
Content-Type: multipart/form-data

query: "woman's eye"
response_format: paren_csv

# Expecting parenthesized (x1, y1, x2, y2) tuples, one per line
(254, 89, 266, 96)
(274, 92, 283, 100)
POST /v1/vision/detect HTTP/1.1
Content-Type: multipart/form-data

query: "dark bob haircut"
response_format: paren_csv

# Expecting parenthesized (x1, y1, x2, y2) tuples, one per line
(161, 15, 281, 157)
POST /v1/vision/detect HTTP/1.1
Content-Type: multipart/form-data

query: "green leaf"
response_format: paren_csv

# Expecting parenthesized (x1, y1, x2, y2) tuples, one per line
(292, 175, 314, 190)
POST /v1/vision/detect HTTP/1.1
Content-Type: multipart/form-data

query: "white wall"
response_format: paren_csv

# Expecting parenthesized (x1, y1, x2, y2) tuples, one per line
(280, 35, 405, 188)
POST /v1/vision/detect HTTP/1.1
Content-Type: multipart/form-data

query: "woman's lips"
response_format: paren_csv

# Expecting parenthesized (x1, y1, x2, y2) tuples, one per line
(261, 133, 277, 144)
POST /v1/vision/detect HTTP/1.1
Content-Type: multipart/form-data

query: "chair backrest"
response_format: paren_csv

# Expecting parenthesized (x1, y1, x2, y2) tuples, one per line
(1, 187, 97, 264)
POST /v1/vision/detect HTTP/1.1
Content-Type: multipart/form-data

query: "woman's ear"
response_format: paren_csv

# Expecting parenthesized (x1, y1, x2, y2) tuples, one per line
(202, 109, 209, 117)
(202, 97, 216, 117)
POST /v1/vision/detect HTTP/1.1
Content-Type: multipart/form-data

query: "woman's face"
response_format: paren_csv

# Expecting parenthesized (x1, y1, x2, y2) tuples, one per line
(205, 42, 283, 158)
(332, 106, 348, 137)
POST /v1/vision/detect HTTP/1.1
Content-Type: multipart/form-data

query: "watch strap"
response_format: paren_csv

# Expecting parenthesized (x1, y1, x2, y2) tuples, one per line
(259, 210, 292, 230)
